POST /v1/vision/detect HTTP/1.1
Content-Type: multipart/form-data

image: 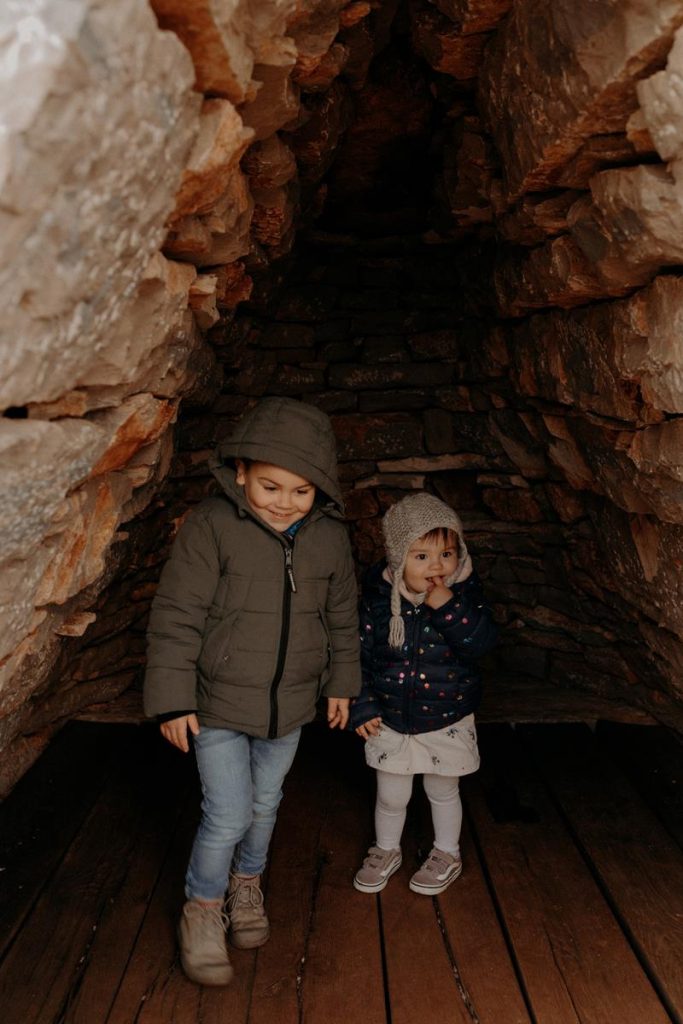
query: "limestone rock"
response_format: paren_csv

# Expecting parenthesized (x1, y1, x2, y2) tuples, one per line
(411, 1, 488, 79)
(495, 235, 624, 317)
(170, 99, 254, 223)
(189, 274, 221, 330)
(251, 183, 298, 255)
(163, 217, 214, 264)
(287, 81, 352, 183)
(443, 128, 495, 226)
(150, 0, 298, 105)
(202, 170, 255, 264)
(568, 165, 683, 289)
(498, 192, 581, 246)
(240, 62, 300, 142)
(89, 395, 177, 476)
(293, 42, 350, 91)
(614, 276, 683, 414)
(0, 0, 200, 411)
(480, 0, 683, 201)
(637, 25, 683, 161)
(242, 135, 298, 190)
(428, 0, 512, 34)
(512, 303, 649, 423)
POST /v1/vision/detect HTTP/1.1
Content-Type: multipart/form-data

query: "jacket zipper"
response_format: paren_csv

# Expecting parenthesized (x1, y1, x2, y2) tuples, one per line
(268, 540, 297, 738)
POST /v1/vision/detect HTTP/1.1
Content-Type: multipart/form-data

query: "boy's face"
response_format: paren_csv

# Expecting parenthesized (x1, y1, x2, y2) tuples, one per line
(403, 531, 458, 595)
(235, 460, 315, 532)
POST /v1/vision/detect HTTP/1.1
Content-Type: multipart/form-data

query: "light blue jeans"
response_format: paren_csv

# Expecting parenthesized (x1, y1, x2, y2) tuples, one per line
(185, 726, 301, 901)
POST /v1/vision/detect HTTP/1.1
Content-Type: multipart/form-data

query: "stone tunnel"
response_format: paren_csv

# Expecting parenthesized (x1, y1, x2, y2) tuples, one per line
(2, 0, 683, 796)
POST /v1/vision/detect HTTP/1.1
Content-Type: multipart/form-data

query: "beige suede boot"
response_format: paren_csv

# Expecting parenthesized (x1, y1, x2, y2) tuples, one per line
(227, 873, 270, 949)
(178, 900, 234, 986)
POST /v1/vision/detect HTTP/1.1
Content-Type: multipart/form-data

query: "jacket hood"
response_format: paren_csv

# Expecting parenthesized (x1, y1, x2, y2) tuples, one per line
(209, 398, 345, 514)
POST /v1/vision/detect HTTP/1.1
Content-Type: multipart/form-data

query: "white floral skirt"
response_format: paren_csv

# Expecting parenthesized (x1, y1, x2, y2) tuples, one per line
(364, 714, 480, 776)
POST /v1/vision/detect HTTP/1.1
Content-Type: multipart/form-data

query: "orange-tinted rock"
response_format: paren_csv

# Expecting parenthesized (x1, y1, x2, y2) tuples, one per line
(242, 135, 297, 190)
(443, 128, 495, 225)
(495, 235, 624, 317)
(411, 2, 488, 79)
(287, 81, 352, 183)
(251, 183, 298, 254)
(240, 63, 300, 142)
(203, 169, 255, 265)
(293, 42, 350, 91)
(171, 99, 254, 223)
(429, 0, 512, 34)
(498, 191, 581, 245)
(214, 262, 254, 309)
(480, 0, 683, 201)
(150, 0, 297, 105)
(163, 216, 214, 263)
(568, 165, 683, 290)
(188, 274, 220, 330)
(89, 395, 177, 477)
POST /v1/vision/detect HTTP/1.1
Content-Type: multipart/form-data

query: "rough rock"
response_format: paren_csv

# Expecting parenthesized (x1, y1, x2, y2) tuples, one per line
(170, 99, 254, 223)
(637, 25, 683, 161)
(428, 0, 512, 34)
(495, 235, 625, 317)
(411, 1, 488, 79)
(240, 62, 301, 141)
(150, 0, 297, 104)
(568, 164, 683, 289)
(480, 0, 683, 200)
(0, 0, 200, 411)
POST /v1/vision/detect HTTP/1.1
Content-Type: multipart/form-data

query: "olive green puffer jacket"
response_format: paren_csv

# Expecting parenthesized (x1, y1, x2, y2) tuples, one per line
(144, 399, 361, 739)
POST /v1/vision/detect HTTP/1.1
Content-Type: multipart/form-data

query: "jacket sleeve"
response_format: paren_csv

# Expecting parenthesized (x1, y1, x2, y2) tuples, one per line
(429, 571, 498, 659)
(321, 529, 362, 699)
(348, 597, 383, 729)
(143, 508, 221, 717)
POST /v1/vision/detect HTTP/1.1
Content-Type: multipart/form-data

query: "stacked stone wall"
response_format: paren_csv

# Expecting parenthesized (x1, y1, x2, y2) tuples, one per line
(3, 0, 683, 792)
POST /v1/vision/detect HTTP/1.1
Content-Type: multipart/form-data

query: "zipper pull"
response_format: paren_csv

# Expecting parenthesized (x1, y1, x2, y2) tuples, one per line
(285, 547, 297, 593)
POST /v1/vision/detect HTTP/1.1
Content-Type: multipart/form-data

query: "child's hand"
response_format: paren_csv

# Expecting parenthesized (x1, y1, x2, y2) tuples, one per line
(327, 697, 350, 729)
(425, 577, 453, 609)
(356, 716, 382, 740)
(160, 713, 200, 753)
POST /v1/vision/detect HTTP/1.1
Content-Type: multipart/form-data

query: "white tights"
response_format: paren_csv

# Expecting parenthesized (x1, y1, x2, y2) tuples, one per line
(374, 771, 462, 857)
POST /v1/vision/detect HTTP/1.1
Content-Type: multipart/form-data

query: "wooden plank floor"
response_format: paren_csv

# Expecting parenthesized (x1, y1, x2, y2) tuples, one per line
(0, 720, 681, 1024)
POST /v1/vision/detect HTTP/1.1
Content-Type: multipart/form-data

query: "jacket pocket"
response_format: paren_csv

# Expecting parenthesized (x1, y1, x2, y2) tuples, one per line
(197, 612, 239, 681)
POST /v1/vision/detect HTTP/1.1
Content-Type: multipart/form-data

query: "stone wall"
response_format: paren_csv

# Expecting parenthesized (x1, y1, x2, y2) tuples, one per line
(2, 0, 683, 792)
(0, 0, 386, 792)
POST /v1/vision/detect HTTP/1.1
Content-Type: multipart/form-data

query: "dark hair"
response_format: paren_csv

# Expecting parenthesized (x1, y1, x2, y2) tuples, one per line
(420, 527, 457, 547)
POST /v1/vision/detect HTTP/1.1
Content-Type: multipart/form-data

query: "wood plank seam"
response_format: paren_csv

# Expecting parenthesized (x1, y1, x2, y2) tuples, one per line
(296, 845, 327, 1021)
(528, 757, 681, 1024)
(376, 894, 394, 1024)
(432, 897, 481, 1023)
(461, 802, 538, 1024)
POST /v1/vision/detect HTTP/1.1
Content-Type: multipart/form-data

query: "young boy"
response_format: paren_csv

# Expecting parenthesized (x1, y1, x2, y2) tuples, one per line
(144, 397, 360, 986)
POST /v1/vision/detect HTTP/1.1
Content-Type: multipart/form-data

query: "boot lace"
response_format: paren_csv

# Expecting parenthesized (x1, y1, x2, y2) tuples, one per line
(228, 876, 264, 913)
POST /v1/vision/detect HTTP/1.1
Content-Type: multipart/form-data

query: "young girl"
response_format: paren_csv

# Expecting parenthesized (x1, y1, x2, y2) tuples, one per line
(350, 492, 497, 895)
(144, 397, 360, 986)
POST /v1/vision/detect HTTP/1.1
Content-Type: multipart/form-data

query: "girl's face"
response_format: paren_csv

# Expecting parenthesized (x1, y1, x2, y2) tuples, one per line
(235, 460, 315, 532)
(402, 530, 458, 594)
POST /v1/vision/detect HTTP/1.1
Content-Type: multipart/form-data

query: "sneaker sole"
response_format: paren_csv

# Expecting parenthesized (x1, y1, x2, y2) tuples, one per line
(179, 953, 235, 986)
(353, 855, 402, 893)
(408, 862, 462, 896)
(229, 927, 270, 949)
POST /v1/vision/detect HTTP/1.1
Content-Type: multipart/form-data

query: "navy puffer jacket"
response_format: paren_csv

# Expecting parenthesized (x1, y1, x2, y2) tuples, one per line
(349, 562, 498, 734)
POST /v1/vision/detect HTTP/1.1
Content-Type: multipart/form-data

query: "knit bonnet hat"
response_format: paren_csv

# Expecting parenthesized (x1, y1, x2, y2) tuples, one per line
(383, 492, 472, 649)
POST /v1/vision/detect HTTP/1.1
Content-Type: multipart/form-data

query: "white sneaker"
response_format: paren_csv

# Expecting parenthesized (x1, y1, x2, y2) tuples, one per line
(353, 846, 402, 893)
